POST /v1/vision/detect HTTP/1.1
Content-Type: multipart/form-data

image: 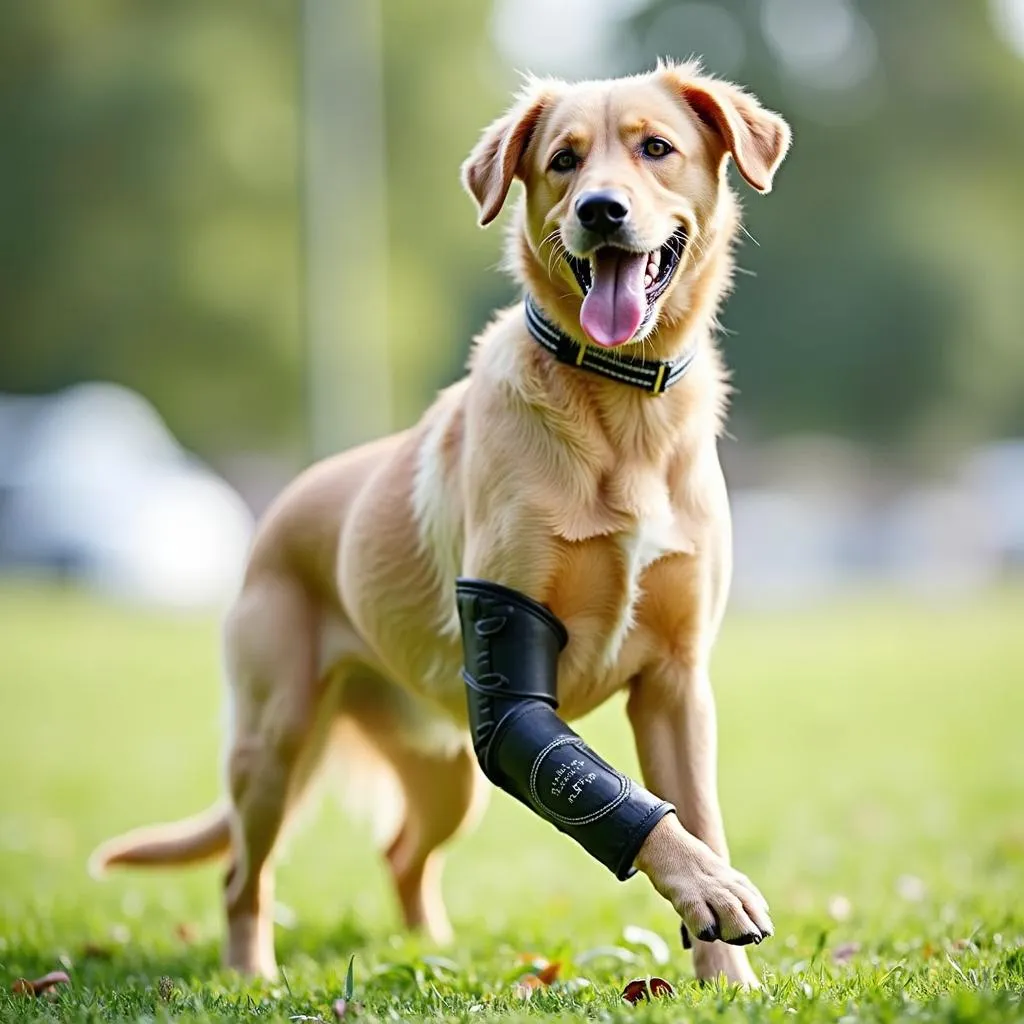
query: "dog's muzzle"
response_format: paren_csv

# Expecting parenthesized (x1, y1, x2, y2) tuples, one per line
(456, 577, 675, 879)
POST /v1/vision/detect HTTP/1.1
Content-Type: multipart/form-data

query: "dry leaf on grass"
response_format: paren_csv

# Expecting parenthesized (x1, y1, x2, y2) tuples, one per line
(511, 960, 561, 999)
(174, 922, 198, 943)
(535, 961, 561, 985)
(11, 971, 71, 998)
(621, 976, 675, 1004)
(512, 974, 545, 1000)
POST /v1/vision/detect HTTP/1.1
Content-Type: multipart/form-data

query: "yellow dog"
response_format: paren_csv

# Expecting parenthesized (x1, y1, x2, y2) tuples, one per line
(93, 59, 790, 988)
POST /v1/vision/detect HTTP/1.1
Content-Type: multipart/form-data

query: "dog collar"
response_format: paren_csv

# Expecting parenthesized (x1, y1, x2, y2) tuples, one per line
(524, 295, 696, 396)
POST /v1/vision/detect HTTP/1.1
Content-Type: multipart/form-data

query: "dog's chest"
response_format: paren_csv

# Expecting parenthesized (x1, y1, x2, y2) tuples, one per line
(598, 480, 693, 670)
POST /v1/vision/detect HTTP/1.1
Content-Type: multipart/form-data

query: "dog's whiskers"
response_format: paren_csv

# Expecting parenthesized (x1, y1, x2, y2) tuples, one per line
(538, 228, 569, 281)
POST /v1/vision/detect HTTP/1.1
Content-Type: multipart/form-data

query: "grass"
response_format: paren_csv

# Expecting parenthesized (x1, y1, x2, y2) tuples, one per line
(1, 581, 1023, 1022)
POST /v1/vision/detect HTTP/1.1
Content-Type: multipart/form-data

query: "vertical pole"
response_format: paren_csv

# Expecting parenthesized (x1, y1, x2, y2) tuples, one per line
(300, 0, 391, 460)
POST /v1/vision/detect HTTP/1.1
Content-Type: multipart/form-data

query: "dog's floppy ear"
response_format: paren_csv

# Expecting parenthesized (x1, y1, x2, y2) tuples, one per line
(461, 83, 558, 226)
(661, 64, 791, 194)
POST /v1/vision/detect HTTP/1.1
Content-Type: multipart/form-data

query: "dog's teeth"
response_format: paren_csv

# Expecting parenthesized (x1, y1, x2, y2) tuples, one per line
(650, 249, 661, 268)
(644, 273, 653, 288)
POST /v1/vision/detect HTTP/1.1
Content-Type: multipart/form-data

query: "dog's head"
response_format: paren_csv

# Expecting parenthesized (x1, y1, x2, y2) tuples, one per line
(462, 61, 790, 351)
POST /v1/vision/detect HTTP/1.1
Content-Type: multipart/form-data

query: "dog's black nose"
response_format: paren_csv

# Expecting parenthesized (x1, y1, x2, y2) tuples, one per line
(575, 189, 630, 236)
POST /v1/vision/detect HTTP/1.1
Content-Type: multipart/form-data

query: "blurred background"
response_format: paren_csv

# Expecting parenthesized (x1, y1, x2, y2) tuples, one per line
(1, 0, 1023, 987)
(2, 0, 1023, 608)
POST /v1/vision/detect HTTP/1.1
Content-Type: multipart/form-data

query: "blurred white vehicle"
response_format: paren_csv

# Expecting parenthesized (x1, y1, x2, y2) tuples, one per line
(0, 383, 254, 609)
(962, 440, 1024, 570)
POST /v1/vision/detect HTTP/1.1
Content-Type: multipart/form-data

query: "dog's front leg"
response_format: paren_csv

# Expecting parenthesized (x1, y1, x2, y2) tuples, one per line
(628, 665, 769, 987)
(453, 563, 771, 965)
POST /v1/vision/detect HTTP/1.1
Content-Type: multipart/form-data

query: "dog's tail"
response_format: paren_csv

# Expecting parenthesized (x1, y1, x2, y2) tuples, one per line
(88, 803, 232, 877)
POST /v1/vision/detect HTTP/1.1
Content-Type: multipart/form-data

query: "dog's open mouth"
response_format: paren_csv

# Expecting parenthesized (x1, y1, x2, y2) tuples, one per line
(566, 228, 687, 348)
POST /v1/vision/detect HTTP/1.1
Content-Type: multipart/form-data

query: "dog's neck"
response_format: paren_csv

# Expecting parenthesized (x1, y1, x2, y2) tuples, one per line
(508, 197, 737, 463)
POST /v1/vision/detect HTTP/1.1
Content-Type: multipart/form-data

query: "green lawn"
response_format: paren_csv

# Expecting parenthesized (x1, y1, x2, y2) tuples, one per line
(1, 583, 1022, 1022)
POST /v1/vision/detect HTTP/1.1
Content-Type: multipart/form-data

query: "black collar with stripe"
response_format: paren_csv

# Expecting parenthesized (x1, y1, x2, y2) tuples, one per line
(524, 295, 696, 396)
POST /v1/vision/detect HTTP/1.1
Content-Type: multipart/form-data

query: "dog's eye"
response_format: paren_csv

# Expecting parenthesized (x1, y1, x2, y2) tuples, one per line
(549, 149, 580, 173)
(641, 137, 673, 159)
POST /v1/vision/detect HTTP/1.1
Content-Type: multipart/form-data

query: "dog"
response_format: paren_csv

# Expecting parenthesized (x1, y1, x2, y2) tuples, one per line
(91, 59, 790, 988)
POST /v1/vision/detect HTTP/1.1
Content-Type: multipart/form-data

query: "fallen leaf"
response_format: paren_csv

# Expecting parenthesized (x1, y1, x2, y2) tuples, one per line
(621, 976, 675, 1004)
(512, 974, 544, 1000)
(535, 961, 561, 985)
(832, 941, 861, 965)
(623, 925, 670, 965)
(174, 923, 198, 943)
(11, 971, 71, 997)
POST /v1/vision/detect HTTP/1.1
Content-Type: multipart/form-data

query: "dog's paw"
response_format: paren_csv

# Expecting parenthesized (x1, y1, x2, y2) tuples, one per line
(635, 816, 773, 947)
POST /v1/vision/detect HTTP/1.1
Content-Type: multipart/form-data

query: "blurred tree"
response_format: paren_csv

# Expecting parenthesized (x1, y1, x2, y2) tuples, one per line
(624, 0, 1024, 454)
(0, 0, 506, 456)
(1, 0, 1021, 460)
(0, 1, 302, 455)
(379, 0, 510, 426)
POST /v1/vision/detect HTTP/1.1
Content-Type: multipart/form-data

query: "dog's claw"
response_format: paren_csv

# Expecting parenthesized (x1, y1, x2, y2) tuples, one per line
(697, 925, 719, 943)
(680, 923, 692, 949)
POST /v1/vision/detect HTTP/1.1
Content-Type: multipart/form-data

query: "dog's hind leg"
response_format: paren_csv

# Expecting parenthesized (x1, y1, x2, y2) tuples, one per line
(381, 738, 483, 943)
(337, 674, 487, 944)
(221, 575, 330, 979)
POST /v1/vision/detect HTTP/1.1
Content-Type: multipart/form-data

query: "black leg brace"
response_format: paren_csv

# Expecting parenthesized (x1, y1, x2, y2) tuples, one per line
(456, 578, 675, 880)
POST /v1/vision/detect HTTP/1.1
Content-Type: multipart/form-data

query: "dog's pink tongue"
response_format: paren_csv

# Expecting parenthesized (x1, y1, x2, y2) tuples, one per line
(580, 249, 647, 347)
